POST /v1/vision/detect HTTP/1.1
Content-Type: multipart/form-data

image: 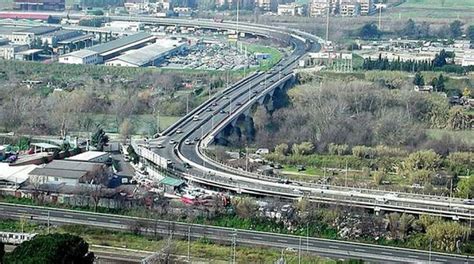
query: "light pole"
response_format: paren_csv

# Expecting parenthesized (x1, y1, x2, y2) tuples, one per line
(429, 238, 432, 264)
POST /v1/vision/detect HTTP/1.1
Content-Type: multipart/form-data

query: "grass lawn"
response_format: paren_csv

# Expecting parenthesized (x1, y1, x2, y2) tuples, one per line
(400, 0, 474, 8)
(243, 42, 284, 71)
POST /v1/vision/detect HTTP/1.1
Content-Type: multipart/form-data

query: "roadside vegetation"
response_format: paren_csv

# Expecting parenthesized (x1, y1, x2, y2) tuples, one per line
(0, 220, 345, 264)
(0, 60, 242, 137)
(1, 194, 472, 255)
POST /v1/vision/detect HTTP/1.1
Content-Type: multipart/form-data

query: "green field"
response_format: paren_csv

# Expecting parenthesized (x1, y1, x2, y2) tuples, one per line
(401, 0, 474, 8)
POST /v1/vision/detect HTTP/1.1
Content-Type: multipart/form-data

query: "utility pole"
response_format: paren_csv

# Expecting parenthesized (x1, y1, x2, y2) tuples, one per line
(429, 238, 432, 264)
(298, 236, 302, 264)
(186, 93, 189, 114)
(345, 160, 348, 187)
(378, 5, 382, 30)
(47, 210, 50, 234)
(156, 110, 160, 133)
(325, 3, 330, 44)
(187, 225, 191, 263)
(230, 230, 237, 264)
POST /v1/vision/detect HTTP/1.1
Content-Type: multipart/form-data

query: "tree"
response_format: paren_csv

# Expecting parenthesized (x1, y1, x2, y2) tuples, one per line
(359, 23, 381, 40)
(448, 106, 471, 130)
(4, 234, 94, 263)
(462, 87, 471, 98)
(91, 125, 109, 151)
(403, 150, 441, 171)
(426, 221, 469, 252)
(457, 176, 474, 199)
(434, 74, 445, 92)
(291, 142, 314, 155)
(449, 20, 463, 39)
(274, 143, 289, 156)
(413, 72, 424, 86)
(468, 25, 474, 43)
(119, 119, 134, 144)
(401, 19, 417, 38)
(233, 197, 257, 219)
(433, 50, 448, 67)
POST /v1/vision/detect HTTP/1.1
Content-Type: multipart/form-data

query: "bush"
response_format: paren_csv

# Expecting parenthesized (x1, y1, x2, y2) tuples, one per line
(446, 152, 473, 176)
(352, 146, 376, 159)
(328, 143, 349, 156)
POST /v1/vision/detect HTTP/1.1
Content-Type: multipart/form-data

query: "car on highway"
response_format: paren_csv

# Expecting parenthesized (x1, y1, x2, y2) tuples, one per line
(176, 129, 183, 134)
(184, 162, 192, 169)
(184, 139, 193, 145)
(169, 139, 177, 144)
(193, 115, 200, 121)
(206, 107, 213, 112)
(156, 144, 164, 149)
(212, 102, 218, 106)
(235, 101, 242, 106)
(220, 110, 227, 114)
(463, 199, 474, 205)
(194, 137, 200, 142)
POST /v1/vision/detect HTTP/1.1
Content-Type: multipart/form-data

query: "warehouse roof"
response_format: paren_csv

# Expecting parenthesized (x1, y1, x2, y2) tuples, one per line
(29, 167, 87, 179)
(62, 49, 98, 59)
(14, 26, 59, 35)
(44, 160, 102, 171)
(0, 164, 38, 184)
(67, 151, 109, 161)
(108, 40, 184, 66)
(88, 32, 153, 54)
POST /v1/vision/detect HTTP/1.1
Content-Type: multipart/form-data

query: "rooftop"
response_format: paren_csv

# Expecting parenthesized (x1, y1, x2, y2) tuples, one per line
(62, 49, 98, 59)
(160, 176, 185, 187)
(31, 142, 60, 149)
(88, 32, 153, 54)
(29, 167, 87, 179)
(44, 160, 103, 171)
(67, 151, 109, 161)
(108, 39, 184, 66)
(0, 164, 38, 184)
(14, 26, 60, 35)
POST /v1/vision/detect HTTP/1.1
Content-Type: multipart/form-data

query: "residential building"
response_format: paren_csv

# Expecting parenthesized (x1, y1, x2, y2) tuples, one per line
(0, 164, 38, 190)
(339, 0, 359, 16)
(277, 3, 304, 16)
(461, 50, 474, 67)
(257, 0, 272, 12)
(13, 0, 65, 11)
(58, 49, 100, 64)
(357, 0, 373, 16)
(309, 0, 337, 17)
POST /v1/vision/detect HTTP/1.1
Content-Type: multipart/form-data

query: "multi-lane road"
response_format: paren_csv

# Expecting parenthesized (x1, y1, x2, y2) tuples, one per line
(1, 202, 471, 263)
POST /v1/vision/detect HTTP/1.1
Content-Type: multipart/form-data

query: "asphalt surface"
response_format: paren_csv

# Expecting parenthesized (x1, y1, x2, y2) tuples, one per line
(0, 202, 471, 264)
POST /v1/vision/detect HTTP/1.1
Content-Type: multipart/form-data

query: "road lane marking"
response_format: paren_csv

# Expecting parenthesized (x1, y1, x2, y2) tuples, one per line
(381, 252, 393, 255)
(354, 248, 366, 252)
(109, 220, 121, 223)
(277, 239, 287, 243)
(407, 255, 420, 259)
(63, 214, 74, 218)
(328, 245, 339, 249)
(251, 236, 263, 240)
(435, 259, 447, 262)
(88, 217, 97, 221)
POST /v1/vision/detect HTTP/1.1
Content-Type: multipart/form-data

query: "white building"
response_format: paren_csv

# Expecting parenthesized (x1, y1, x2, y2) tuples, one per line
(0, 44, 28, 60)
(58, 49, 101, 65)
(67, 151, 110, 163)
(340, 0, 360, 16)
(277, 3, 304, 16)
(103, 21, 145, 32)
(462, 50, 474, 67)
(0, 164, 38, 190)
(105, 39, 186, 67)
